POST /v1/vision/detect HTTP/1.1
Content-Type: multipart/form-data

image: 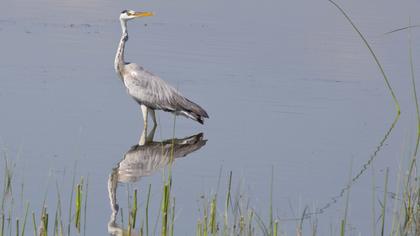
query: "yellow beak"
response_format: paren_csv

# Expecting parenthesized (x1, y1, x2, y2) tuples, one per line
(133, 11, 154, 18)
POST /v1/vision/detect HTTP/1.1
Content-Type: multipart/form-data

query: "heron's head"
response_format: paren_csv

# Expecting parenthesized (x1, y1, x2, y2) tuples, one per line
(119, 10, 154, 21)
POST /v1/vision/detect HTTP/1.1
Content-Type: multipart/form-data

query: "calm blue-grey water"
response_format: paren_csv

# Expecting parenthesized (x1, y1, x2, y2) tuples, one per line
(1, 0, 420, 235)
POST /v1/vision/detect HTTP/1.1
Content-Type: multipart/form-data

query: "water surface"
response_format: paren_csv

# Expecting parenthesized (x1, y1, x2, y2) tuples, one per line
(1, 0, 420, 234)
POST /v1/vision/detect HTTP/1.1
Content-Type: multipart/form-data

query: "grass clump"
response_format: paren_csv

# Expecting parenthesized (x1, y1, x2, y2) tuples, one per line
(195, 171, 280, 236)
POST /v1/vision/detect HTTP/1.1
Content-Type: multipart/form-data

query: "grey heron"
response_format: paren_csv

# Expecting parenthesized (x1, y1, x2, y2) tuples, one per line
(115, 10, 209, 130)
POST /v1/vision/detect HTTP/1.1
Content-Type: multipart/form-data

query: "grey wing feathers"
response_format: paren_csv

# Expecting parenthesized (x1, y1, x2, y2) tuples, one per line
(123, 63, 209, 123)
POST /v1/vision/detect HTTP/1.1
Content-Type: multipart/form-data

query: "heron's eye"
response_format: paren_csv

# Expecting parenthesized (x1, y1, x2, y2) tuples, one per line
(121, 10, 128, 14)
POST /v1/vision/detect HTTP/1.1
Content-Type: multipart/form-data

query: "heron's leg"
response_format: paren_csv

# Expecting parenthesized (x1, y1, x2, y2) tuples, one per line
(145, 110, 157, 143)
(150, 109, 158, 127)
(139, 122, 156, 145)
(146, 124, 157, 142)
(138, 128, 147, 145)
(140, 104, 149, 132)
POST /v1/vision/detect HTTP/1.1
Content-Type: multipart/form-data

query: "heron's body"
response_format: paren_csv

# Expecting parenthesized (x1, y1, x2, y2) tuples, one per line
(114, 10, 208, 127)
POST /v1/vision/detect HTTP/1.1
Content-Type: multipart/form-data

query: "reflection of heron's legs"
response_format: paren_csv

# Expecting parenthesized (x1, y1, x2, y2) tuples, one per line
(107, 170, 120, 235)
(150, 109, 157, 127)
(107, 171, 119, 217)
(140, 105, 149, 132)
(146, 124, 157, 142)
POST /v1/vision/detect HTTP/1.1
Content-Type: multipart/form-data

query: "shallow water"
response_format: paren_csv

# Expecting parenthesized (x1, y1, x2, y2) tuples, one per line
(1, 0, 420, 234)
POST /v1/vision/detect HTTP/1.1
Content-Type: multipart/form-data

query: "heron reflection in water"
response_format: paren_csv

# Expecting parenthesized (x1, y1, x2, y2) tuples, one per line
(107, 128, 207, 235)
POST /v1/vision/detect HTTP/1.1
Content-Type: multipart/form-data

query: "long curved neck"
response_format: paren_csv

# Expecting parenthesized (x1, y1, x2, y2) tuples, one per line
(114, 20, 128, 76)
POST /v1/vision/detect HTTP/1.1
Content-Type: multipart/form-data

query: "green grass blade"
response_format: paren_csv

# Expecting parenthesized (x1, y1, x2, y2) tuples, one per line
(196, 220, 202, 236)
(384, 24, 420, 35)
(170, 198, 175, 236)
(161, 180, 171, 236)
(15, 219, 18, 236)
(32, 212, 37, 236)
(209, 196, 217, 235)
(146, 184, 151, 236)
(269, 167, 274, 236)
(1, 213, 4, 236)
(248, 210, 254, 236)
(408, 17, 420, 173)
(340, 161, 353, 236)
(253, 211, 269, 236)
(55, 183, 64, 236)
(67, 163, 77, 236)
(328, 0, 400, 115)
(20, 202, 29, 236)
(41, 208, 48, 236)
(223, 171, 232, 236)
(131, 189, 138, 229)
(273, 220, 278, 236)
(75, 182, 82, 233)
(381, 168, 389, 236)
(83, 177, 89, 236)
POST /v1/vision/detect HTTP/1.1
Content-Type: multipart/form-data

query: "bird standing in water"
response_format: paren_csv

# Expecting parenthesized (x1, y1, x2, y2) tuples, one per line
(114, 10, 209, 131)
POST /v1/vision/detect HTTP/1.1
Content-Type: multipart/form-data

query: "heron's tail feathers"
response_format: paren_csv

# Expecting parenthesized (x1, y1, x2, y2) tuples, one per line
(179, 98, 209, 124)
